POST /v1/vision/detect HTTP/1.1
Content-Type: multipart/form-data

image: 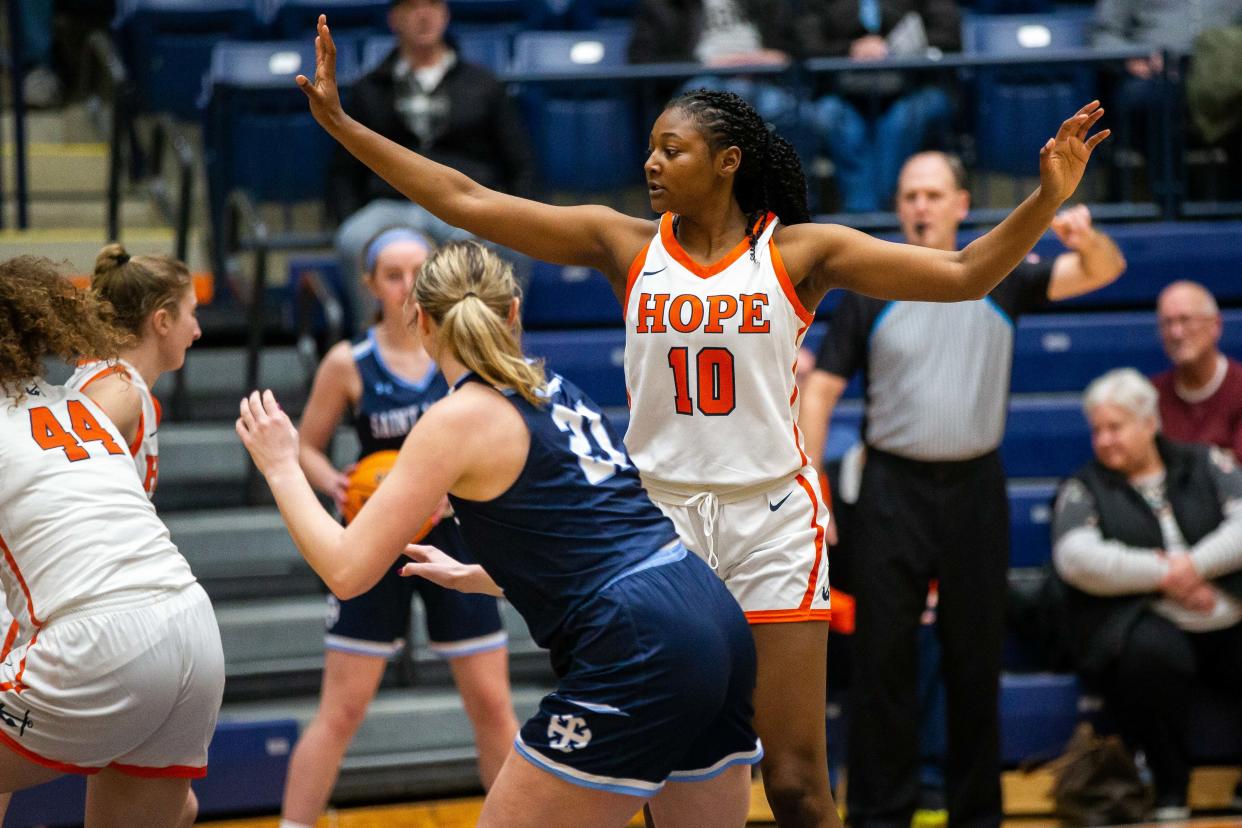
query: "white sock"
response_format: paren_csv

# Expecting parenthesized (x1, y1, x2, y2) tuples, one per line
(279, 821, 313, 828)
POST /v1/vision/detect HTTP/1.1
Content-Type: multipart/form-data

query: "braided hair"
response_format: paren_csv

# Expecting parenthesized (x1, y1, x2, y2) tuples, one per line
(666, 89, 810, 256)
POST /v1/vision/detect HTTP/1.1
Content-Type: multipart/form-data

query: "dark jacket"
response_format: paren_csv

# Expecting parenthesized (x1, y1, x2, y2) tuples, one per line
(627, 0, 799, 63)
(327, 49, 535, 222)
(794, 0, 961, 58)
(1057, 437, 1242, 677)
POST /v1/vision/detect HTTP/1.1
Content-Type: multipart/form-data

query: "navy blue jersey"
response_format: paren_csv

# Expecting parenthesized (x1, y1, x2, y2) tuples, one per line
(448, 372, 680, 654)
(351, 328, 448, 457)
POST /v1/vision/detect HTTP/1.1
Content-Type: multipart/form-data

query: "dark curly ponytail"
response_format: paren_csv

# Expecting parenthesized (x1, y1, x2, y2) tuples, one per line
(667, 89, 810, 255)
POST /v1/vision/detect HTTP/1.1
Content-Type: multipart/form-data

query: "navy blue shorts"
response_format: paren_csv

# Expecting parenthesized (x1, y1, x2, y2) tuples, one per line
(515, 545, 761, 796)
(325, 520, 506, 659)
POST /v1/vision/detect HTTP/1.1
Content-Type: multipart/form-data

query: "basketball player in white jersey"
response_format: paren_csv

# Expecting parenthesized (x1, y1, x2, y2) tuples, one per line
(294, 15, 1109, 825)
(0, 257, 224, 826)
(64, 243, 202, 500)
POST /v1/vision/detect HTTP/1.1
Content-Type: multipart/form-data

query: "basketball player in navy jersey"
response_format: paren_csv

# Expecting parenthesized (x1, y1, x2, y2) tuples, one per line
(238, 242, 761, 827)
(280, 228, 517, 828)
(293, 14, 1109, 826)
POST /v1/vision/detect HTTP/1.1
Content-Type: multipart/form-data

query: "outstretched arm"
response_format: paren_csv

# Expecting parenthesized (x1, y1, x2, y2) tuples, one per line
(789, 102, 1111, 308)
(298, 16, 650, 285)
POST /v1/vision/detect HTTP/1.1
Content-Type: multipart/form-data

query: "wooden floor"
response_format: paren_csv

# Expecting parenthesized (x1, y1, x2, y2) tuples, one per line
(203, 769, 1242, 827)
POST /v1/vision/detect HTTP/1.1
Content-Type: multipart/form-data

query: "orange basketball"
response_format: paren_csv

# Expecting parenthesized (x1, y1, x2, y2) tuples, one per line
(342, 450, 438, 541)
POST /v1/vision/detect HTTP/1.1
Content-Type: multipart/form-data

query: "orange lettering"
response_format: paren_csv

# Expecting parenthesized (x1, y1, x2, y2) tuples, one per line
(635, 293, 669, 333)
(668, 295, 704, 333)
(704, 295, 738, 333)
(738, 293, 770, 333)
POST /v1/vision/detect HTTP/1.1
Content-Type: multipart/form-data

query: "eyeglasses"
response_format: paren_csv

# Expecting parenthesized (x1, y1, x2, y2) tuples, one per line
(1157, 314, 1215, 332)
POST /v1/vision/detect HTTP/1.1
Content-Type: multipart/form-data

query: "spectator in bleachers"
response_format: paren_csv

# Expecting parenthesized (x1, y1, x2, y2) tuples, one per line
(798, 151, 1126, 828)
(1091, 0, 1242, 192)
(627, 0, 803, 137)
(1052, 367, 1242, 820)
(1153, 281, 1242, 460)
(330, 0, 534, 330)
(794, 0, 960, 212)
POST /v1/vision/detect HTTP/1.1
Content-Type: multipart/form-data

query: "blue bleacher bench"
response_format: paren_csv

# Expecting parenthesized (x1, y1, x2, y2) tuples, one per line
(5, 718, 297, 826)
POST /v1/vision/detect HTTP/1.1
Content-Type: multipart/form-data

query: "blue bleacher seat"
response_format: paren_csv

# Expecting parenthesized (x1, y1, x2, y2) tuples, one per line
(524, 329, 627, 406)
(1000, 672, 1081, 765)
(113, 0, 261, 120)
(194, 718, 299, 815)
(522, 261, 621, 328)
(4, 718, 297, 826)
(262, 0, 389, 42)
(1013, 309, 1242, 393)
(511, 29, 640, 192)
(963, 12, 1095, 176)
(201, 40, 361, 274)
(1009, 480, 1056, 568)
(1002, 396, 1091, 479)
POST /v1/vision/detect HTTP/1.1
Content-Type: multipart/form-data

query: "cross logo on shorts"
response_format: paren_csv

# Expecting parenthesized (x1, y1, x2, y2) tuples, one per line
(547, 714, 592, 753)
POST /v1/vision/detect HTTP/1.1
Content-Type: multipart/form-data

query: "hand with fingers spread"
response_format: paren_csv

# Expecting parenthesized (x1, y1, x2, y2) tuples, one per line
(1039, 101, 1111, 205)
(400, 544, 503, 596)
(295, 14, 346, 131)
(235, 389, 301, 479)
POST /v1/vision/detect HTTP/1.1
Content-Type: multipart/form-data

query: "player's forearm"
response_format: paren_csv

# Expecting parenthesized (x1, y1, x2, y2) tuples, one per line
(1074, 230, 1126, 290)
(264, 464, 358, 595)
(957, 187, 1062, 297)
(326, 113, 481, 226)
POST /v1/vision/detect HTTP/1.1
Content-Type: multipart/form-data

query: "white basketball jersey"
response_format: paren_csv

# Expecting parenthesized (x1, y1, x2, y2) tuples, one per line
(623, 213, 816, 491)
(65, 358, 161, 498)
(0, 381, 195, 633)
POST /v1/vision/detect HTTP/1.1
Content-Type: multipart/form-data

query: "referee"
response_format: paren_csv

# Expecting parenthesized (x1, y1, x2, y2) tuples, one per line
(800, 151, 1125, 828)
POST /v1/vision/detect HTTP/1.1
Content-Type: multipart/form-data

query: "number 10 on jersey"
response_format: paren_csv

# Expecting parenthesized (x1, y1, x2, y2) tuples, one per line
(667, 347, 736, 416)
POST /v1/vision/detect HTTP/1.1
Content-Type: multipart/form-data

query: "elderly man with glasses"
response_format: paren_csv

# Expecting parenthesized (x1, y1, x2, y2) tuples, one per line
(1153, 281, 1242, 460)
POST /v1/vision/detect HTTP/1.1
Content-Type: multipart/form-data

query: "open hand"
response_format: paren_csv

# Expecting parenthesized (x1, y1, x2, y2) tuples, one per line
(295, 15, 345, 130)
(400, 544, 501, 596)
(1039, 101, 1110, 205)
(235, 389, 300, 479)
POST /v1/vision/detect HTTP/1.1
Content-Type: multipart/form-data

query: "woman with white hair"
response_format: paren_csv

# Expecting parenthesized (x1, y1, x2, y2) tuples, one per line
(1052, 367, 1242, 819)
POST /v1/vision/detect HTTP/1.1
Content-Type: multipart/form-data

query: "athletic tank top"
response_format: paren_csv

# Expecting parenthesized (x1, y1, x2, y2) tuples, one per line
(351, 328, 447, 457)
(64, 358, 161, 498)
(0, 380, 196, 632)
(447, 372, 679, 652)
(623, 213, 816, 494)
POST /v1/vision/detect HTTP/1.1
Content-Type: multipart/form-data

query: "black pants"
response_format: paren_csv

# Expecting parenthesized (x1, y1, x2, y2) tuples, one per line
(1106, 610, 1242, 802)
(846, 449, 1009, 828)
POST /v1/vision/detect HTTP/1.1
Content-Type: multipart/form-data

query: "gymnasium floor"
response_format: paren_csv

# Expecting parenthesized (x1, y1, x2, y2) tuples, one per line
(203, 773, 1242, 827)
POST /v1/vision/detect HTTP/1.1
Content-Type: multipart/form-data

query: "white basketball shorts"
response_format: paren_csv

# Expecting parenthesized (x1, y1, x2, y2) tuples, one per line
(648, 466, 832, 624)
(0, 583, 224, 777)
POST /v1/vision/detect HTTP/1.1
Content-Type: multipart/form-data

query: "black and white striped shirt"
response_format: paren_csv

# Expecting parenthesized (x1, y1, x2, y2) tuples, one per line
(815, 257, 1052, 461)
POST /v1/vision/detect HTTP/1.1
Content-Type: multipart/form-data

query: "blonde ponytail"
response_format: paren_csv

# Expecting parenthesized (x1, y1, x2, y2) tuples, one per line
(413, 242, 546, 405)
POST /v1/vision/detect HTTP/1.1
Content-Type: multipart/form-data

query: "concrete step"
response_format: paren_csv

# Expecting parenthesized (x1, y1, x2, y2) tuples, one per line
(220, 684, 551, 798)
(153, 345, 310, 401)
(3, 194, 167, 232)
(214, 590, 545, 685)
(6, 142, 109, 197)
(165, 507, 320, 598)
(0, 226, 210, 273)
(12, 104, 104, 145)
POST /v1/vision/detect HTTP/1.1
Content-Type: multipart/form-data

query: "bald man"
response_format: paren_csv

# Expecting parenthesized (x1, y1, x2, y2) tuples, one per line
(1153, 281, 1242, 459)
(799, 151, 1126, 828)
